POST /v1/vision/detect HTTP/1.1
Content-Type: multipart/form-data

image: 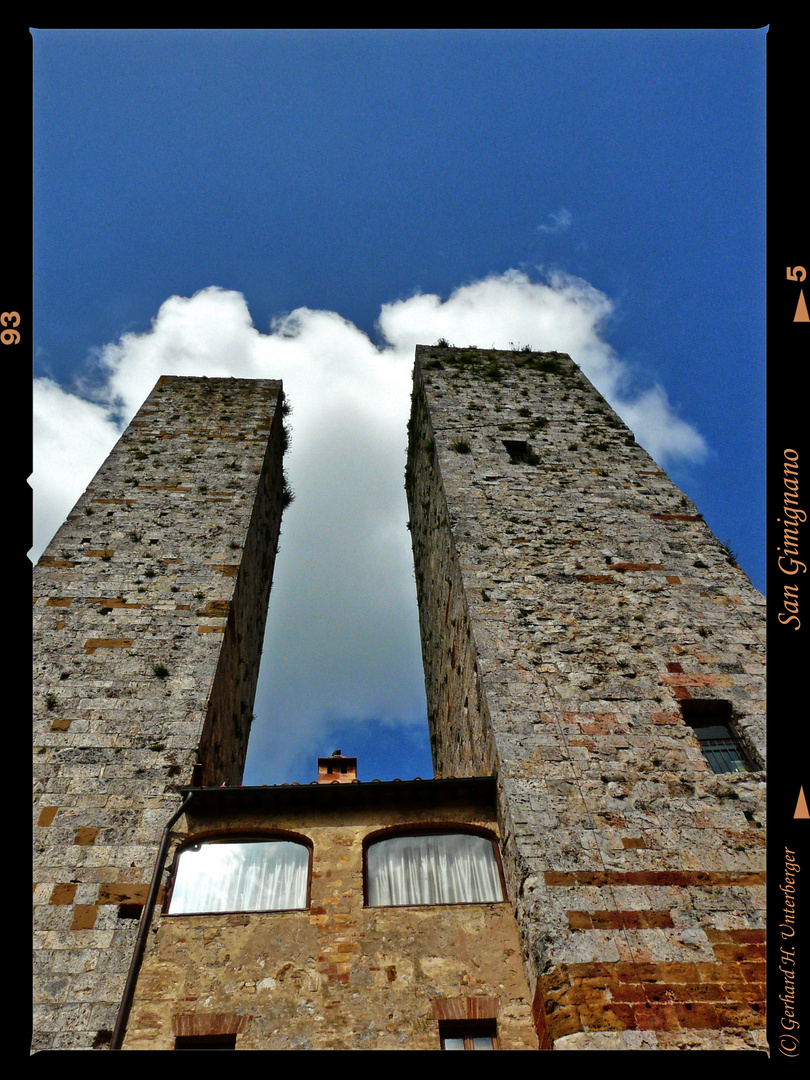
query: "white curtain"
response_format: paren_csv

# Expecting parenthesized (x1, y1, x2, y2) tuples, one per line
(169, 839, 309, 913)
(367, 833, 503, 906)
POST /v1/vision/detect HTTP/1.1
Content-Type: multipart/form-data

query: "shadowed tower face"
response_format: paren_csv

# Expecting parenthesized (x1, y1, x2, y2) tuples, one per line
(405, 345, 767, 1051)
(32, 376, 287, 1051)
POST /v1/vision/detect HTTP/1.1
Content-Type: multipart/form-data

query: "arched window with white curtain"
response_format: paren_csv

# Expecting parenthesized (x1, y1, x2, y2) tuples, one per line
(365, 830, 504, 907)
(167, 835, 310, 914)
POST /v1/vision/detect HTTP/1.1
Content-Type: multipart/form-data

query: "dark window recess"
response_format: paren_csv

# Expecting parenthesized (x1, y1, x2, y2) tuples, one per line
(681, 700, 755, 774)
(174, 1034, 237, 1050)
(440, 1019, 499, 1050)
(502, 440, 539, 465)
(117, 903, 143, 920)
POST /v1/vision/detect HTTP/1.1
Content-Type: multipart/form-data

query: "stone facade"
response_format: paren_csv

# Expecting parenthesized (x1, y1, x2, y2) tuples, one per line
(33, 348, 768, 1051)
(122, 777, 537, 1050)
(405, 346, 767, 1050)
(32, 376, 287, 1050)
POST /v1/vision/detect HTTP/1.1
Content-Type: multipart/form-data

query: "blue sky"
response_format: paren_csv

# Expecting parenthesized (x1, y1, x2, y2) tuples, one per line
(32, 28, 767, 785)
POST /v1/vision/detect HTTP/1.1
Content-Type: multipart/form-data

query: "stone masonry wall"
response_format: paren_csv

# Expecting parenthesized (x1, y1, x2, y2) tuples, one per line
(406, 346, 767, 1050)
(32, 376, 286, 1050)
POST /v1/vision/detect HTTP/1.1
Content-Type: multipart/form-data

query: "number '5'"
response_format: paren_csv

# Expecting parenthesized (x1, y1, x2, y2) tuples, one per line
(787, 267, 806, 281)
(0, 311, 19, 345)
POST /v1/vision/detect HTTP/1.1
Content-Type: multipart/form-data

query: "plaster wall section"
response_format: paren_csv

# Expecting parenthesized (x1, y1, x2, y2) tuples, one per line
(123, 785, 537, 1051)
(32, 375, 286, 1050)
(406, 346, 767, 1050)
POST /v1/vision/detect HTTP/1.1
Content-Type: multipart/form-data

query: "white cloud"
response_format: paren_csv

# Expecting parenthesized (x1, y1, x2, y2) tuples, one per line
(537, 207, 573, 233)
(618, 385, 709, 465)
(32, 378, 123, 559)
(377, 270, 707, 465)
(379, 269, 614, 361)
(31, 271, 708, 782)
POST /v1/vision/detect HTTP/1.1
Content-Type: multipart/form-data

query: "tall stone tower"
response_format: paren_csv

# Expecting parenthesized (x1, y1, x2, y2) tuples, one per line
(405, 346, 766, 1050)
(32, 376, 287, 1051)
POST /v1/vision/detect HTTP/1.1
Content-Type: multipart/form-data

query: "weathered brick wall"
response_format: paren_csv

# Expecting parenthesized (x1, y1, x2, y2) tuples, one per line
(406, 346, 767, 1050)
(32, 376, 286, 1050)
(123, 782, 538, 1050)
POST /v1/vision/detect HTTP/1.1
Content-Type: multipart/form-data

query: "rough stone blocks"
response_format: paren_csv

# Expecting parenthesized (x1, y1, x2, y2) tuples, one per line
(405, 345, 766, 1050)
(33, 376, 286, 1050)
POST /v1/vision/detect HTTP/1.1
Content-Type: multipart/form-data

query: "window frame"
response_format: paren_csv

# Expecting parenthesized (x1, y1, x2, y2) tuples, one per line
(680, 699, 758, 775)
(439, 1019, 499, 1050)
(362, 824, 507, 909)
(164, 829, 313, 916)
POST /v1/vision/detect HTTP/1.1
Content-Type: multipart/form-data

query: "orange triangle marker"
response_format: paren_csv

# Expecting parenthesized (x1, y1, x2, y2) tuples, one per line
(795, 787, 809, 818)
(794, 289, 809, 322)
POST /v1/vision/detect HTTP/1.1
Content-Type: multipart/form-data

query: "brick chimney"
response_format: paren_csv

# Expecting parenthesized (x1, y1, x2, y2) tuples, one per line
(317, 750, 357, 784)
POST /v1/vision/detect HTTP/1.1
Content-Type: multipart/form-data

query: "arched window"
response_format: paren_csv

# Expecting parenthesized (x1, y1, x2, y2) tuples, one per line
(365, 830, 504, 907)
(167, 835, 310, 914)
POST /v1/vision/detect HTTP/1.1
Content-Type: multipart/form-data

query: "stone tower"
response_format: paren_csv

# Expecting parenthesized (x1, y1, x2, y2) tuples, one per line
(405, 345, 766, 1050)
(32, 376, 287, 1051)
(33, 351, 767, 1052)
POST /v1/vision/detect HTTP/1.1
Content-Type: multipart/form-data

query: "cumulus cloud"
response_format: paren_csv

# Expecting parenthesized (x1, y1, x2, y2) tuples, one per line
(618, 385, 709, 466)
(31, 270, 708, 781)
(379, 269, 614, 366)
(377, 270, 707, 465)
(32, 378, 124, 558)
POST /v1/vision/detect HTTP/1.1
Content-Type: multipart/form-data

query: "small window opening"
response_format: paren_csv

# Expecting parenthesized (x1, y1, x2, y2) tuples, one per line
(502, 439, 539, 465)
(680, 700, 755, 774)
(440, 1019, 499, 1050)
